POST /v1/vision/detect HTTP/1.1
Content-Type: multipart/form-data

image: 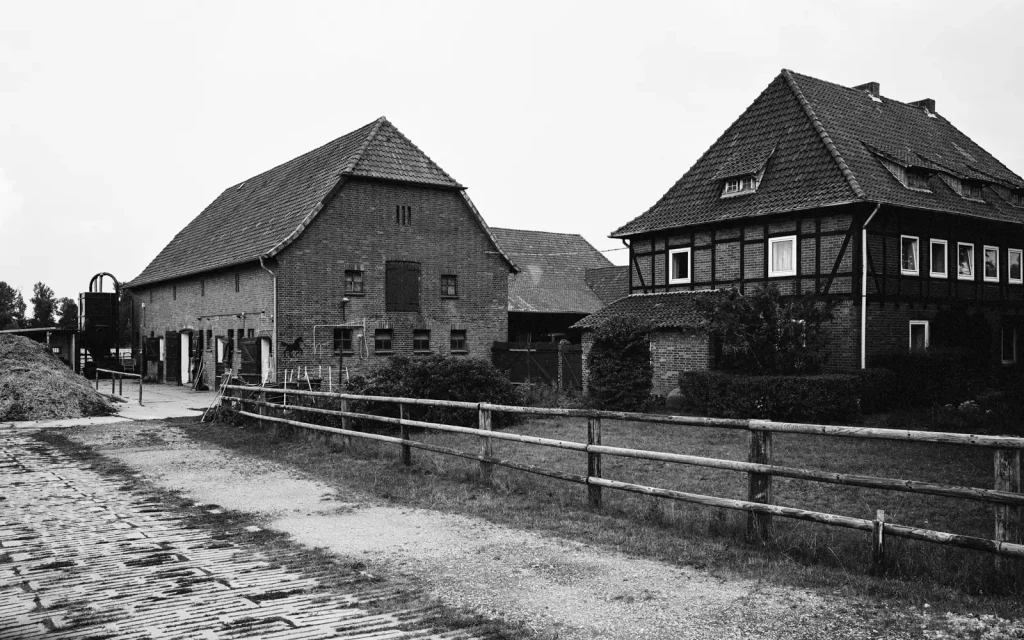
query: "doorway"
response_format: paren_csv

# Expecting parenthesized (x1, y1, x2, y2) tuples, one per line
(260, 337, 272, 383)
(179, 331, 191, 385)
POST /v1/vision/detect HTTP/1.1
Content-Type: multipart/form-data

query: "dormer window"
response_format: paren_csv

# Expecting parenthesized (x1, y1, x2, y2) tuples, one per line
(961, 180, 984, 200)
(906, 169, 931, 191)
(722, 175, 757, 198)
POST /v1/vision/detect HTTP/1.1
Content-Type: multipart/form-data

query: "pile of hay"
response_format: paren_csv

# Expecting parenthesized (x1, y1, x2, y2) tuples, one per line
(0, 334, 116, 421)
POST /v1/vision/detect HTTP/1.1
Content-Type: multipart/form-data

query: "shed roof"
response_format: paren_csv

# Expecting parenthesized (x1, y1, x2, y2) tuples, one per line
(572, 290, 724, 331)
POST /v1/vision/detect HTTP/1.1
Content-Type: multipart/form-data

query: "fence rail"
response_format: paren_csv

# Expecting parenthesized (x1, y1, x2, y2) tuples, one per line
(95, 368, 143, 405)
(220, 384, 1024, 565)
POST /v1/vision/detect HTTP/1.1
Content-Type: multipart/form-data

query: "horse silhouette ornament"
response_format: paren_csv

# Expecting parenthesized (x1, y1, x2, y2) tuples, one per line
(281, 336, 304, 358)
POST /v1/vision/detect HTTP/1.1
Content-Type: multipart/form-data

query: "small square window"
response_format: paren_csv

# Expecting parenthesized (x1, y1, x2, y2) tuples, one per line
(768, 236, 796, 277)
(668, 248, 691, 284)
(984, 246, 1000, 282)
(1009, 249, 1023, 284)
(450, 329, 467, 352)
(413, 329, 431, 352)
(334, 328, 353, 352)
(901, 235, 919, 276)
(957, 243, 975, 280)
(929, 239, 947, 278)
(909, 321, 929, 353)
(374, 329, 393, 352)
(247, 328, 254, 338)
(441, 274, 458, 297)
(345, 270, 364, 294)
(395, 205, 412, 226)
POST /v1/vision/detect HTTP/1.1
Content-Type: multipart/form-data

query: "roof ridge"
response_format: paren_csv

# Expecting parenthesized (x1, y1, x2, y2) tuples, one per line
(781, 69, 867, 200)
(349, 118, 463, 187)
(340, 116, 387, 175)
(492, 226, 588, 238)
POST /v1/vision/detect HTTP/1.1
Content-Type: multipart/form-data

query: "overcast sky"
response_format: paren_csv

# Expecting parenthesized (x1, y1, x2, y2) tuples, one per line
(2, 0, 1023, 310)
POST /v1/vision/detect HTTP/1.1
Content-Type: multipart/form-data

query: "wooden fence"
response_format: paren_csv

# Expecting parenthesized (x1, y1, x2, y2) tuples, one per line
(220, 384, 1024, 566)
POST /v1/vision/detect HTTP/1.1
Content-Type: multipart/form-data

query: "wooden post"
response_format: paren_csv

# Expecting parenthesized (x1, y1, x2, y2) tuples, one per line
(872, 509, 886, 573)
(588, 417, 602, 508)
(995, 448, 1022, 570)
(111, 374, 115, 395)
(341, 398, 351, 449)
(746, 430, 774, 542)
(479, 406, 493, 484)
(95, 371, 99, 390)
(138, 376, 143, 406)
(118, 375, 123, 397)
(400, 403, 411, 466)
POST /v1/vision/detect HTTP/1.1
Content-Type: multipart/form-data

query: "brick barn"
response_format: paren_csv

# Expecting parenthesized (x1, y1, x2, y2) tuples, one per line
(580, 70, 1024, 395)
(126, 117, 516, 388)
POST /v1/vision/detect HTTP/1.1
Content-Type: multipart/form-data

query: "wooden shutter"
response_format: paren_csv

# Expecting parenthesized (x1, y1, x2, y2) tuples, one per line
(386, 261, 421, 312)
(239, 337, 260, 383)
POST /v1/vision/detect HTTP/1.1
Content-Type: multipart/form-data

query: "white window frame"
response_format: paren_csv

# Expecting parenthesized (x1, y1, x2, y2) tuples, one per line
(929, 238, 948, 279)
(909, 320, 930, 352)
(957, 242, 975, 281)
(767, 235, 797, 278)
(722, 175, 757, 198)
(983, 245, 1000, 282)
(667, 247, 692, 285)
(1001, 326, 1017, 364)
(1009, 248, 1023, 284)
(900, 235, 920, 276)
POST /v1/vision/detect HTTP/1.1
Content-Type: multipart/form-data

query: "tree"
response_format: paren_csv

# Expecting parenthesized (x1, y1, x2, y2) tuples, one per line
(698, 285, 835, 375)
(0, 282, 26, 329)
(586, 315, 653, 411)
(29, 281, 57, 328)
(56, 297, 79, 330)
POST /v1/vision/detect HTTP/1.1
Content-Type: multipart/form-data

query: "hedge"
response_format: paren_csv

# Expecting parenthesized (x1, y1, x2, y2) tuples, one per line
(677, 371, 860, 423)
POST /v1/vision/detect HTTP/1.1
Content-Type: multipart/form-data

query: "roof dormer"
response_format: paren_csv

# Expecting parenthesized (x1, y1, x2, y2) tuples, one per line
(721, 175, 758, 198)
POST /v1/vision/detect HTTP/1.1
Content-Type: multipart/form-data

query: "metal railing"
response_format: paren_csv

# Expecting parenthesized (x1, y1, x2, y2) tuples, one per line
(95, 368, 143, 405)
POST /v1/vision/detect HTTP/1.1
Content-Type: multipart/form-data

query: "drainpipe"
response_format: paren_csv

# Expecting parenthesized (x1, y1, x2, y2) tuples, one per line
(259, 256, 278, 382)
(861, 204, 882, 369)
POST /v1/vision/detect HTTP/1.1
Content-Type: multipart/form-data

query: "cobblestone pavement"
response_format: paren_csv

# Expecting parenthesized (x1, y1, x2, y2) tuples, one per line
(0, 427, 499, 640)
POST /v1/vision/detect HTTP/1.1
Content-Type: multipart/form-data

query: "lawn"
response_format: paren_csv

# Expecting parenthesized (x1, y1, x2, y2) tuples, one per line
(194, 404, 1023, 618)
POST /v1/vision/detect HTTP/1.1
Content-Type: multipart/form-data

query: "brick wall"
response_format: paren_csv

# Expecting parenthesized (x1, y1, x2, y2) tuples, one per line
(580, 328, 711, 398)
(274, 178, 511, 383)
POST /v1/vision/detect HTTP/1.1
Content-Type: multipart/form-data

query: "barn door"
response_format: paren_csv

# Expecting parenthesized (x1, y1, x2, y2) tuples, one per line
(165, 331, 180, 385)
(239, 337, 261, 384)
(385, 261, 421, 312)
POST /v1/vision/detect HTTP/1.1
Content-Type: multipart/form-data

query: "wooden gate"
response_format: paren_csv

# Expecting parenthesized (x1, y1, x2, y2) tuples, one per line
(239, 337, 261, 384)
(165, 331, 180, 385)
(491, 342, 582, 389)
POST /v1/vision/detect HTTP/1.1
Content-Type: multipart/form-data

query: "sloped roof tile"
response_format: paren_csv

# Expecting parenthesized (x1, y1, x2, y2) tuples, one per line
(572, 290, 725, 331)
(585, 266, 629, 305)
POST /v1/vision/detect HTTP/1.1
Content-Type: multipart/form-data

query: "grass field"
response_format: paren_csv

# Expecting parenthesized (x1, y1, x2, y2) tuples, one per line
(194, 405, 1024, 618)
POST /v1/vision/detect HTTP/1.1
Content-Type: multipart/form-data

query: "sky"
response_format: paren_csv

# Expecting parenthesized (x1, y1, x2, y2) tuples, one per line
(2, 0, 1023, 312)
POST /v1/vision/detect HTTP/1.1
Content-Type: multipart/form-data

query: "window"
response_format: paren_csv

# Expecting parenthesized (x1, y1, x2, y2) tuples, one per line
(962, 180, 984, 200)
(667, 248, 691, 284)
(984, 246, 1000, 282)
(722, 175, 757, 197)
(385, 261, 420, 312)
(909, 321, 929, 353)
(374, 329, 393, 352)
(906, 169, 931, 191)
(413, 330, 431, 352)
(333, 328, 353, 352)
(450, 329, 467, 352)
(957, 242, 975, 280)
(395, 205, 412, 226)
(201, 280, 205, 296)
(441, 274, 458, 297)
(1013, 191, 1024, 207)
(900, 235, 919, 276)
(768, 236, 796, 277)
(206, 329, 213, 350)
(1002, 326, 1017, 364)
(929, 239, 947, 278)
(235, 273, 240, 292)
(1009, 249, 1023, 284)
(345, 270, 365, 294)
(247, 328, 254, 338)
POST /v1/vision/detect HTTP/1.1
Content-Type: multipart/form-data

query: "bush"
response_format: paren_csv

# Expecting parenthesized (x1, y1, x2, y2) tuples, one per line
(678, 370, 860, 423)
(856, 367, 900, 414)
(869, 348, 990, 407)
(586, 316, 653, 412)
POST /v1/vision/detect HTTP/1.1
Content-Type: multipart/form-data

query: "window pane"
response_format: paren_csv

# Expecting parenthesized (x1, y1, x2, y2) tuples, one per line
(985, 248, 998, 278)
(671, 252, 688, 280)
(772, 239, 793, 273)
(1011, 251, 1022, 280)
(901, 237, 918, 272)
(958, 246, 973, 277)
(910, 324, 927, 352)
(930, 242, 946, 274)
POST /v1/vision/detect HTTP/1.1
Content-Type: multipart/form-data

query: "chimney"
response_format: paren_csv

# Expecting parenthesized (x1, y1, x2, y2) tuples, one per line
(910, 98, 936, 112)
(854, 81, 880, 96)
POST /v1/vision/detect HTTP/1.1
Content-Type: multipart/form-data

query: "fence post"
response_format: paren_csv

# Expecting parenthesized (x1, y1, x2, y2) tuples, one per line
(479, 406, 493, 484)
(111, 374, 115, 395)
(400, 403, 411, 466)
(139, 376, 143, 406)
(341, 398, 352, 449)
(871, 509, 886, 573)
(995, 448, 1022, 571)
(119, 375, 123, 397)
(95, 370, 99, 390)
(746, 428, 774, 542)
(587, 417, 602, 508)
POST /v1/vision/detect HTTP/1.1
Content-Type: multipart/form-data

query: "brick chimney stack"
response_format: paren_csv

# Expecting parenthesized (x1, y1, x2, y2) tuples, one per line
(854, 82, 880, 96)
(910, 98, 937, 112)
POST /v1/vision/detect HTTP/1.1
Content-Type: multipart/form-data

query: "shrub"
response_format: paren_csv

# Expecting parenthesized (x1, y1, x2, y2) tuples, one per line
(696, 285, 835, 374)
(678, 370, 860, 423)
(869, 348, 990, 407)
(856, 367, 900, 414)
(586, 316, 653, 412)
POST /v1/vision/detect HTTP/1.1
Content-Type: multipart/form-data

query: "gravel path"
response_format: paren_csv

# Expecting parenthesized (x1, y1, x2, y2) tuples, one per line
(59, 421, 1024, 639)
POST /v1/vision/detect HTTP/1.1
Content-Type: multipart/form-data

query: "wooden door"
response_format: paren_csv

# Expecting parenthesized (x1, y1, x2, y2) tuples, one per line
(239, 337, 261, 384)
(165, 331, 180, 385)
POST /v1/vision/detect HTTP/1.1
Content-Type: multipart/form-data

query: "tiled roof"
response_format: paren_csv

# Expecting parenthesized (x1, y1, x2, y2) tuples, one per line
(613, 70, 1024, 237)
(491, 228, 613, 314)
(572, 290, 725, 330)
(127, 118, 487, 287)
(585, 266, 629, 305)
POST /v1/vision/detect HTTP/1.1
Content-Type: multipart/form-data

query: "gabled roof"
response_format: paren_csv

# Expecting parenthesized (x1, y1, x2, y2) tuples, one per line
(571, 290, 725, 331)
(128, 118, 513, 287)
(613, 70, 1024, 237)
(585, 266, 629, 305)
(491, 228, 613, 314)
